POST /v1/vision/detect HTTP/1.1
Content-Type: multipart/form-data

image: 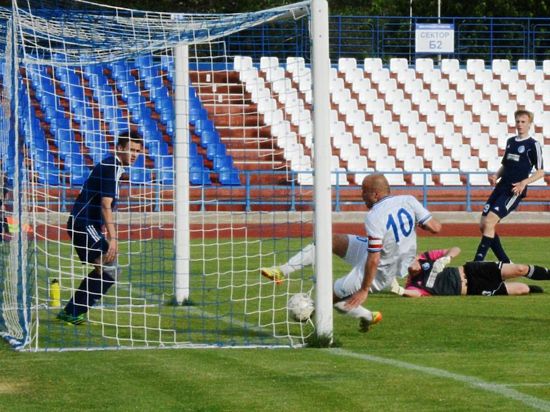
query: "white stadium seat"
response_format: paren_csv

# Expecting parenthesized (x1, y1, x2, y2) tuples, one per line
(345, 67, 364, 85)
(389, 58, 409, 73)
(338, 57, 357, 74)
(364, 57, 383, 73)
(260, 56, 279, 73)
(422, 143, 444, 161)
(415, 58, 434, 74)
(347, 154, 369, 171)
(499, 69, 519, 85)
(491, 59, 511, 76)
(395, 143, 417, 161)
(441, 58, 459, 75)
(517, 59, 536, 75)
(466, 59, 485, 74)
(286, 56, 305, 74)
(366, 143, 389, 160)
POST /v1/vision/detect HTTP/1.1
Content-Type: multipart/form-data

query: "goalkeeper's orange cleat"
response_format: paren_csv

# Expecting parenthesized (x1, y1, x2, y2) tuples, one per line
(260, 267, 286, 285)
(359, 311, 382, 333)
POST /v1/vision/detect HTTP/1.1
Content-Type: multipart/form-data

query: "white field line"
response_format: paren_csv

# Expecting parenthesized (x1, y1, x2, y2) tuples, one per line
(328, 348, 550, 412)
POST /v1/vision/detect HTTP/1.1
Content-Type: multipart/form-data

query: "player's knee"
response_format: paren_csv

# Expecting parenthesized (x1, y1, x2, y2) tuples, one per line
(514, 264, 529, 277)
(102, 262, 120, 280)
(332, 234, 349, 258)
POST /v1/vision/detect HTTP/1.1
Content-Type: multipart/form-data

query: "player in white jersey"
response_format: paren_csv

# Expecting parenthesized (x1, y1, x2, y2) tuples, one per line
(261, 174, 441, 331)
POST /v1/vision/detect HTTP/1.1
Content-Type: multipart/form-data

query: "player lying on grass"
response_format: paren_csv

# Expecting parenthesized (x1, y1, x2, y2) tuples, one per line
(261, 174, 441, 332)
(390, 247, 548, 297)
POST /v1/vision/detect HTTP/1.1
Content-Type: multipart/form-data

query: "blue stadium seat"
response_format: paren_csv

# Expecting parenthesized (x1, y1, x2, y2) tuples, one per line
(213, 154, 234, 172)
(189, 106, 207, 125)
(219, 168, 241, 186)
(189, 142, 198, 158)
(206, 142, 226, 160)
(135, 54, 153, 69)
(190, 166, 212, 185)
(194, 118, 214, 137)
(200, 130, 220, 148)
(129, 154, 151, 184)
(189, 155, 204, 170)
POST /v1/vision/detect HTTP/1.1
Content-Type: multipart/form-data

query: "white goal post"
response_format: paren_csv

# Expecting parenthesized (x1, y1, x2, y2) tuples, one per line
(0, 0, 333, 350)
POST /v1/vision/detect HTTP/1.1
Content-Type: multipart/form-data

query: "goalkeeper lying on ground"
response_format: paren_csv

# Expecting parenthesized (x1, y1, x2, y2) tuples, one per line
(390, 247, 549, 297)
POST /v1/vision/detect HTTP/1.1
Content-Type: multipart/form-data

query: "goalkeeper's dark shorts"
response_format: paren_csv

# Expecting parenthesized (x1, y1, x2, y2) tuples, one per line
(464, 261, 508, 296)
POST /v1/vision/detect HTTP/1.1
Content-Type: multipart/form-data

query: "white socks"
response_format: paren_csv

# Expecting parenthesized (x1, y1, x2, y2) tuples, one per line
(333, 301, 373, 321)
(279, 243, 315, 276)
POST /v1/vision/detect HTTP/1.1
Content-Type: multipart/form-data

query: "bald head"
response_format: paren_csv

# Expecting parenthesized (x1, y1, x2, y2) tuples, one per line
(361, 174, 391, 208)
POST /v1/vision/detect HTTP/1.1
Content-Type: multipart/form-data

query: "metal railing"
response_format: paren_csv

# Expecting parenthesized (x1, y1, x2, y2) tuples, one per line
(225, 16, 550, 65)
(30, 170, 550, 213)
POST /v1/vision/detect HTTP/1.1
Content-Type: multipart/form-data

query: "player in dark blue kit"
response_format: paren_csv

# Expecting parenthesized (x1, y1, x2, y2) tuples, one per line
(474, 110, 544, 263)
(57, 132, 143, 325)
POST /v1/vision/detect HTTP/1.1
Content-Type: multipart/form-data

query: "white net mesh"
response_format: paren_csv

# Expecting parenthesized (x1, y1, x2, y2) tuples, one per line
(0, 0, 324, 350)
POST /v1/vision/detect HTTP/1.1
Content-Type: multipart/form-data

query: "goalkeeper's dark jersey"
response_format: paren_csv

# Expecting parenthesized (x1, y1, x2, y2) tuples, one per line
(408, 267, 462, 296)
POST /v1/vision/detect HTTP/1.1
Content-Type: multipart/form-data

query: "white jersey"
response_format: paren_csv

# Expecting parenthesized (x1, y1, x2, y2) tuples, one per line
(366, 195, 432, 290)
(333, 195, 432, 298)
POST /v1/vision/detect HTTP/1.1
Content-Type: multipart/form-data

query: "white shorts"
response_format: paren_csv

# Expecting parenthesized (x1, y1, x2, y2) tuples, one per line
(333, 234, 397, 298)
(333, 235, 369, 299)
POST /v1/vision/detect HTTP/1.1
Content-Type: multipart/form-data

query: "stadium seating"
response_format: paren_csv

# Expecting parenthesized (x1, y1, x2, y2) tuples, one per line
(15, 54, 550, 190)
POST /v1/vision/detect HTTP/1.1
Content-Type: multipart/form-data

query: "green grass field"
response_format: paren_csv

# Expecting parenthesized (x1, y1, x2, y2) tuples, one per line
(2, 236, 550, 411)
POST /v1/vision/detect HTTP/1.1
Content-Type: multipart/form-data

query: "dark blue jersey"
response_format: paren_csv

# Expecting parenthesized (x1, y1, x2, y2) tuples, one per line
(70, 156, 124, 227)
(498, 136, 543, 190)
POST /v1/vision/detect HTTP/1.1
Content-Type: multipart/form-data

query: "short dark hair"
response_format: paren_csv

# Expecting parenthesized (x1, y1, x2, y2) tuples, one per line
(117, 131, 143, 148)
(514, 109, 534, 123)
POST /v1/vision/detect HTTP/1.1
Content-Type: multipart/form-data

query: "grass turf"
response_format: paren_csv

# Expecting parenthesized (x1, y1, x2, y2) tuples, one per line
(1, 236, 549, 411)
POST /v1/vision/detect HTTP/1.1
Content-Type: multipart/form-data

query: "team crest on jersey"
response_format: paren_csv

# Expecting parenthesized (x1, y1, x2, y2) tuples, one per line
(518, 145, 525, 154)
(421, 262, 431, 271)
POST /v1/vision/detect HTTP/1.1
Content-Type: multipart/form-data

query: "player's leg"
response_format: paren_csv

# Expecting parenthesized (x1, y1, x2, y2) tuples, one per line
(333, 266, 382, 332)
(500, 263, 550, 280)
(261, 234, 350, 283)
(503, 282, 530, 295)
(59, 224, 112, 323)
(477, 191, 523, 262)
(490, 233, 510, 263)
(474, 211, 499, 261)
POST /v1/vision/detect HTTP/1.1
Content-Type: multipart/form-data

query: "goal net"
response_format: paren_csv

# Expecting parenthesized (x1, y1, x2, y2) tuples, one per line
(0, 0, 333, 350)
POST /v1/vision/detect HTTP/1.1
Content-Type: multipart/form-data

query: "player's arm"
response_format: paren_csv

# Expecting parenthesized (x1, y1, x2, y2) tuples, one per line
(402, 288, 422, 298)
(445, 246, 461, 259)
(512, 168, 545, 195)
(419, 216, 441, 234)
(101, 196, 118, 263)
(489, 165, 504, 185)
(412, 197, 442, 234)
(345, 250, 380, 309)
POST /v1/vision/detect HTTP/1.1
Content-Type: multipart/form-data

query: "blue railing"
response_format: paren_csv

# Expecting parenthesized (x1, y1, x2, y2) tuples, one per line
(225, 16, 550, 65)
(28, 170, 550, 214)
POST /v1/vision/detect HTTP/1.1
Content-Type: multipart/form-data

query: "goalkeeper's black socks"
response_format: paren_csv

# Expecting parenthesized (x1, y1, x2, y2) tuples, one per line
(490, 234, 510, 263)
(64, 270, 115, 317)
(474, 236, 493, 261)
(526, 265, 550, 280)
(528, 285, 544, 294)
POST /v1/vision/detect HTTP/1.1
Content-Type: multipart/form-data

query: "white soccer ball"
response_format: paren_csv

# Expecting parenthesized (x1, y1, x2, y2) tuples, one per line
(287, 293, 314, 322)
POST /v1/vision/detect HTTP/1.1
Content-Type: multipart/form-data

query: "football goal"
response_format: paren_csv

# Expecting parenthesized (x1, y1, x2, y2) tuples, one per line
(0, 0, 333, 351)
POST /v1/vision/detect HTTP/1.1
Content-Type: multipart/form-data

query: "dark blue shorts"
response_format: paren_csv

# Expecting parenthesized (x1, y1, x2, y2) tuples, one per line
(67, 218, 109, 264)
(481, 185, 524, 219)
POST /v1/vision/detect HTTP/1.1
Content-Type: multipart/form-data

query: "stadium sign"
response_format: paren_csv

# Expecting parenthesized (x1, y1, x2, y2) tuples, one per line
(415, 23, 454, 54)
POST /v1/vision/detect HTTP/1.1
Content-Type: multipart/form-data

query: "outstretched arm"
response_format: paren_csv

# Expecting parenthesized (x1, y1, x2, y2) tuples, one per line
(445, 246, 461, 259)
